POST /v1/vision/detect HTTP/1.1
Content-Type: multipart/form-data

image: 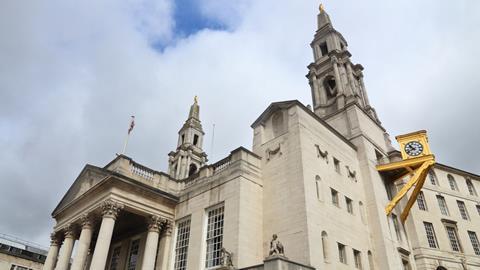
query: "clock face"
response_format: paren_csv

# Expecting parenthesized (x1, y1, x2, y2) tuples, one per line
(404, 141, 424, 157)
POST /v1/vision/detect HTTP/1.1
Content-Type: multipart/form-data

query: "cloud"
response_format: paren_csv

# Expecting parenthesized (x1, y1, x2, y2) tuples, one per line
(0, 0, 479, 247)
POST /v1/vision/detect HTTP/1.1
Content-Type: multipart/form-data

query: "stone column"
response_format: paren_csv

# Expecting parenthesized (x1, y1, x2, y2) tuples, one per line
(155, 220, 173, 270)
(70, 215, 94, 270)
(141, 216, 163, 270)
(89, 200, 123, 270)
(331, 56, 345, 109)
(55, 226, 76, 270)
(43, 233, 62, 270)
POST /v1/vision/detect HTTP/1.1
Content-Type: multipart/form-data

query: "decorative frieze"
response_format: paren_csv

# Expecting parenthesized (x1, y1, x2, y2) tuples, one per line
(315, 144, 329, 163)
(100, 200, 123, 219)
(266, 143, 282, 161)
(345, 166, 357, 182)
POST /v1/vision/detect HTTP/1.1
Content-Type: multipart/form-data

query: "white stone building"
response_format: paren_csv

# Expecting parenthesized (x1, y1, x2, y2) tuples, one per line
(42, 6, 480, 270)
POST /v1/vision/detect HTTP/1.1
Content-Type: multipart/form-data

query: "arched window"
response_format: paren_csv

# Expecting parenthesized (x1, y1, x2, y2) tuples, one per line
(321, 231, 330, 262)
(436, 267, 447, 270)
(448, 174, 458, 191)
(315, 175, 323, 201)
(323, 76, 337, 99)
(429, 170, 438, 186)
(359, 201, 366, 224)
(416, 191, 428, 211)
(466, 179, 477, 196)
(368, 251, 374, 270)
(188, 163, 197, 177)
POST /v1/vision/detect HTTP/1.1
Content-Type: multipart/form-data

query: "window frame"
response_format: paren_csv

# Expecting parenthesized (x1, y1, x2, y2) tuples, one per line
(345, 196, 353, 214)
(126, 238, 141, 270)
(331, 188, 339, 207)
(457, 200, 470, 220)
(205, 203, 225, 268)
(337, 242, 347, 264)
(466, 179, 477, 196)
(174, 217, 192, 270)
(468, 231, 480, 255)
(448, 174, 459, 191)
(353, 249, 362, 269)
(445, 225, 462, 252)
(417, 191, 428, 211)
(423, 222, 439, 249)
(436, 195, 450, 216)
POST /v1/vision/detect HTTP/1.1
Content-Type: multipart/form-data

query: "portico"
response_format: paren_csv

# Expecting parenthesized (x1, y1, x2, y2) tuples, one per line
(43, 158, 179, 270)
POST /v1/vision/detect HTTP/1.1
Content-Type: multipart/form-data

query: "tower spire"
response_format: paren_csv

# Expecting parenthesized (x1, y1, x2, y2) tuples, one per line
(167, 97, 208, 179)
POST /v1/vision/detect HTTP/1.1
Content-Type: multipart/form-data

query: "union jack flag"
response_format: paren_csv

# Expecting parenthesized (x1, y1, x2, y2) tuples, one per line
(128, 116, 135, 134)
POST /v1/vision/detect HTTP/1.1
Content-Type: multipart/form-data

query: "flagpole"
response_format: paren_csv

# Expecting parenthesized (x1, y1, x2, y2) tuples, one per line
(122, 115, 135, 155)
(121, 133, 130, 155)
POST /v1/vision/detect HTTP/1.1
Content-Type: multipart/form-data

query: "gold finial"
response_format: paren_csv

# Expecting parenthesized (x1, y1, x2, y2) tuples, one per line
(319, 3, 325, 13)
(194, 95, 198, 104)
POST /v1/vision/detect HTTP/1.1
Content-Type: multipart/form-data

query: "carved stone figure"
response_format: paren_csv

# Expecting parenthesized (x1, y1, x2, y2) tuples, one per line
(220, 247, 234, 268)
(269, 234, 285, 256)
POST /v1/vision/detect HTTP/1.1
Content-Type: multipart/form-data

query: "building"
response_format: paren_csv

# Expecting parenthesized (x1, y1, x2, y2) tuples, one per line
(0, 233, 48, 270)
(42, 5, 480, 270)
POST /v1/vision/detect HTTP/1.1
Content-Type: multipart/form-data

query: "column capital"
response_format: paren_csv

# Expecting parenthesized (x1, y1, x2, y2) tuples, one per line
(147, 215, 163, 233)
(50, 233, 62, 246)
(63, 224, 77, 239)
(79, 213, 95, 229)
(161, 219, 173, 236)
(100, 200, 124, 219)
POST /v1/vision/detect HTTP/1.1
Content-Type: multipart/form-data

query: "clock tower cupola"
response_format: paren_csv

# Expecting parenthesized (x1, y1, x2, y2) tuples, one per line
(168, 97, 208, 179)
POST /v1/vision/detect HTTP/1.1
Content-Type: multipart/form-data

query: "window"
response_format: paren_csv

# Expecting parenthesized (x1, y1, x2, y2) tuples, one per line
(353, 249, 362, 269)
(205, 205, 225, 268)
(392, 214, 402, 241)
(346, 197, 353, 214)
(417, 191, 427, 211)
(181, 134, 185, 144)
(126, 239, 140, 270)
(321, 231, 329, 262)
(109, 246, 121, 270)
(466, 179, 477, 196)
(457, 200, 470, 220)
(315, 175, 323, 201)
(423, 222, 439, 248)
(445, 226, 461, 252)
(429, 171, 438, 185)
(338, 243, 347, 264)
(367, 251, 374, 270)
(188, 163, 197, 177)
(174, 218, 191, 270)
(437, 195, 449, 216)
(320, 42, 328, 56)
(477, 205, 480, 216)
(193, 134, 199, 146)
(333, 158, 341, 173)
(468, 231, 480, 255)
(9, 266, 32, 270)
(448, 174, 458, 191)
(331, 189, 339, 207)
(402, 259, 411, 270)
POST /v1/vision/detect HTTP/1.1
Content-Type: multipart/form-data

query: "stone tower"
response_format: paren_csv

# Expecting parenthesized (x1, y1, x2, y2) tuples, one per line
(168, 97, 208, 179)
(307, 6, 410, 270)
(307, 6, 379, 124)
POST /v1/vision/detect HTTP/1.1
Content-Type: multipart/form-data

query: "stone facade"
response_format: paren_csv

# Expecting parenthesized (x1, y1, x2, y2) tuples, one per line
(43, 5, 480, 270)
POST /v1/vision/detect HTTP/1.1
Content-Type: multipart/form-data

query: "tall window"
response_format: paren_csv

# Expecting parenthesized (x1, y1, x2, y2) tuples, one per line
(436, 195, 449, 216)
(319, 42, 328, 56)
(126, 239, 140, 270)
(109, 246, 122, 270)
(315, 175, 323, 201)
(174, 218, 191, 270)
(338, 243, 347, 264)
(468, 231, 480, 255)
(477, 205, 480, 216)
(466, 179, 477, 196)
(368, 251, 374, 270)
(445, 226, 462, 252)
(331, 188, 339, 207)
(448, 174, 458, 191)
(429, 171, 438, 185)
(392, 214, 402, 241)
(205, 205, 225, 268)
(353, 249, 362, 269)
(333, 158, 341, 174)
(417, 191, 427, 211)
(346, 196, 353, 214)
(321, 231, 329, 262)
(423, 222, 439, 248)
(457, 200, 470, 220)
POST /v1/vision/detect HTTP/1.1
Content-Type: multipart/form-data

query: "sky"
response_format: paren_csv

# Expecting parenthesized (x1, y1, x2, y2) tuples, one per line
(1, 0, 479, 248)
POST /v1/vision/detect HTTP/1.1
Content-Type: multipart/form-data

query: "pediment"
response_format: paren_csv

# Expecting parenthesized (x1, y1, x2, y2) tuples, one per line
(52, 165, 109, 216)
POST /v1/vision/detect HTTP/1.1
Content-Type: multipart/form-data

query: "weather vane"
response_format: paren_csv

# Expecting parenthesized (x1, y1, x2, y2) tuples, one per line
(319, 3, 325, 12)
(194, 95, 198, 104)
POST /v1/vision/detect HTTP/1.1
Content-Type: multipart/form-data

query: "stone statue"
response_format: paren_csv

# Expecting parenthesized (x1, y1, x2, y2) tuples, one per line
(269, 234, 285, 256)
(220, 247, 234, 268)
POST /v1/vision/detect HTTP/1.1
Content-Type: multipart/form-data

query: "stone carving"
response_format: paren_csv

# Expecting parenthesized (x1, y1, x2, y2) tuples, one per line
(266, 144, 282, 161)
(101, 200, 124, 219)
(147, 215, 163, 233)
(161, 219, 173, 236)
(50, 232, 62, 245)
(220, 247, 234, 268)
(63, 224, 76, 239)
(345, 166, 357, 181)
(314, 144, 329, 163)
(269, 234, 285, 256)
(80, 213, 94, 229)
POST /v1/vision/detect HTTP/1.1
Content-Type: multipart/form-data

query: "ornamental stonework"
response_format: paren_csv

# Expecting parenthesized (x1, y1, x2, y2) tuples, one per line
(101, 200, 124, 219)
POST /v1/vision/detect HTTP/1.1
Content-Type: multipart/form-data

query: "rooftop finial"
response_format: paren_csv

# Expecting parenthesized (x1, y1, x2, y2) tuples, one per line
(194, 95, 198, 104)
(319, 3, 325, 13)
